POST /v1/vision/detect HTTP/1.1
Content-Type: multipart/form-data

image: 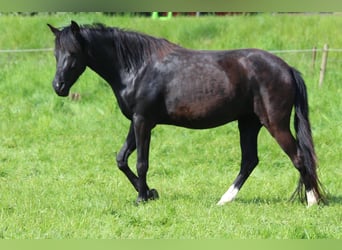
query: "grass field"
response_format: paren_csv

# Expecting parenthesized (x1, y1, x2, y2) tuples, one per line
(0, 12, 342, 239)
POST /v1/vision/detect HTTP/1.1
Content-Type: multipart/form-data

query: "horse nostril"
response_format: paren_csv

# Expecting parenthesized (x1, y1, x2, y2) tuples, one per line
(59, 82, 66, 91)
(53, 81, 69, 97)
(54, 81, 65, 90)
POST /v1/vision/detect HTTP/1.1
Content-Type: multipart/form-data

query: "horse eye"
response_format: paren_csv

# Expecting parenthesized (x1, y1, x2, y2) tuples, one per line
(70, 61, 77, 69)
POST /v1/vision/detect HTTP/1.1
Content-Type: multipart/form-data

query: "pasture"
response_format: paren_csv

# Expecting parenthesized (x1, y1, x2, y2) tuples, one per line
(0, 12, 341, 239)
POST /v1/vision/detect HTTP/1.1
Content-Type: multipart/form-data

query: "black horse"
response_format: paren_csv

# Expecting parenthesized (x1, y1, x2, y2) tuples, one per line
(48, 21, 325, 206)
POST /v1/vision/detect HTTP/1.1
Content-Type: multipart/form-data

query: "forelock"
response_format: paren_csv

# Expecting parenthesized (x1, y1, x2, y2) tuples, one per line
(56, 27, 82, 52)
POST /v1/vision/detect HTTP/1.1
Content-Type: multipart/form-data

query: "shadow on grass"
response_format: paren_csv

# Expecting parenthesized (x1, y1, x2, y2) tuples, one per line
(326, 195, 342, 205)
(234, 197, 288, 205)
(233, 193, 342, 206)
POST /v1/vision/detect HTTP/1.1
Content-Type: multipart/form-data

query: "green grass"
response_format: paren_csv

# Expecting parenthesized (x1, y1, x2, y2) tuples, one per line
(0, 13, 342, 239)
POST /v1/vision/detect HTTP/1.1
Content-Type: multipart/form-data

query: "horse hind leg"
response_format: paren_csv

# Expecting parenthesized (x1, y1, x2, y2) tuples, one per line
(266, 125, 320, 207)
(217, 116, 261, 205)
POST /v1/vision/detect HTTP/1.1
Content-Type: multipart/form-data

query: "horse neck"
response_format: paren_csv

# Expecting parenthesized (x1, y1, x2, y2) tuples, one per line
(82, 28, 176, 91)
(82, 31, 142, 118)
(83, 37, 122, 86)
(83, 29, 150, 88)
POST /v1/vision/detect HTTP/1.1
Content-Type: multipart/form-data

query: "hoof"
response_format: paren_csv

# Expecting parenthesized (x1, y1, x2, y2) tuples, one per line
(148, 189, 159, 200)
(135, 189, 159, 205)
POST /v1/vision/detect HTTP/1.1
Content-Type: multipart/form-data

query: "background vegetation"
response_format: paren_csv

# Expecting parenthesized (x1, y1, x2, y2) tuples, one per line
(0, 12, 341, 239)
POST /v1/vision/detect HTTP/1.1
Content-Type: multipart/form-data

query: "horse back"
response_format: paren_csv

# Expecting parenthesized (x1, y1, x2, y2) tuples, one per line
(128, 48, 294, 129)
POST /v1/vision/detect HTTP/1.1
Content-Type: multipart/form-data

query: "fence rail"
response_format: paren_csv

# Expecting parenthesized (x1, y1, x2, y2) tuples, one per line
(1, 45, 341, 86)
(1, 47, 342, 54)
(270, 48, 342, 53)
(0, 48, 53, 53)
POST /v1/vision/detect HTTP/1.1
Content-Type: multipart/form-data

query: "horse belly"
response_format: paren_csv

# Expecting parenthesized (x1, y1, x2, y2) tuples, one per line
(163, 72, 242, 128)
(166, 99, 238, 129)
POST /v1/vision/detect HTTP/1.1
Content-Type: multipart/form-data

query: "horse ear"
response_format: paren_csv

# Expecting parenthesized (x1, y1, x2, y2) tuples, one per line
(70, 20, 80, 34)
(47, 24, 60, 36)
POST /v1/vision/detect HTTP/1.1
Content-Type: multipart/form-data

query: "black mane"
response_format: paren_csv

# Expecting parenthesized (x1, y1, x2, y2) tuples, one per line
(60, 23, 178, 72)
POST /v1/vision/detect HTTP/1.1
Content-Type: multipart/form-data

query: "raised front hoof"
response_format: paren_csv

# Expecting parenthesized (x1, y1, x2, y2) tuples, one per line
(148, 188, 159, 200)
(135, 189, 159, 205)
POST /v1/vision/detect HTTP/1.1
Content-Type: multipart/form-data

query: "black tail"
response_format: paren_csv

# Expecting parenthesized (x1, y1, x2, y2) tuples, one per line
(290, 68, 326, 204)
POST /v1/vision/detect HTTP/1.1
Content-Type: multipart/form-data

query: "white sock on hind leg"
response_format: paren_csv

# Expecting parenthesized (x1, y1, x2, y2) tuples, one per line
(306, 190, 318, 207)
(217, 185, 239, 205)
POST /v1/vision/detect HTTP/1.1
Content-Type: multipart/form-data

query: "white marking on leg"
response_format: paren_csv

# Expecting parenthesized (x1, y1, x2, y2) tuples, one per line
(217, 185, 239, 206)
(306, 190, 318, 207)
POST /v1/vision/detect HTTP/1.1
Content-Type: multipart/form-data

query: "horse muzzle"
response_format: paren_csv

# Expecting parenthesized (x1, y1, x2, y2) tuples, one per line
(53, 81, 69, 97)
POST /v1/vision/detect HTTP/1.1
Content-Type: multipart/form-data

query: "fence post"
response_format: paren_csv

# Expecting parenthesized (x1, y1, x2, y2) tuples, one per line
(152, 12, 172, 20)
(311, 46, 317, 71)
(318, 44, 329, 87)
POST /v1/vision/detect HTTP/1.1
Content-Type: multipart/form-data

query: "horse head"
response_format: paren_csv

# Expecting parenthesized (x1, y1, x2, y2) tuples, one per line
(48, 21, 86, 96)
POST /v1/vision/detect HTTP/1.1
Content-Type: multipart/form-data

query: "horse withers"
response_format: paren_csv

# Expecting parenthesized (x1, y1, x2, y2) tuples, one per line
(48, 21, 326, 206)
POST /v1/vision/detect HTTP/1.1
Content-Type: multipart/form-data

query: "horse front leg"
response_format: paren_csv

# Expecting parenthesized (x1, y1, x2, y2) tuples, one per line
(133, 114, 159, 203)
(116, 123, 140, 191)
